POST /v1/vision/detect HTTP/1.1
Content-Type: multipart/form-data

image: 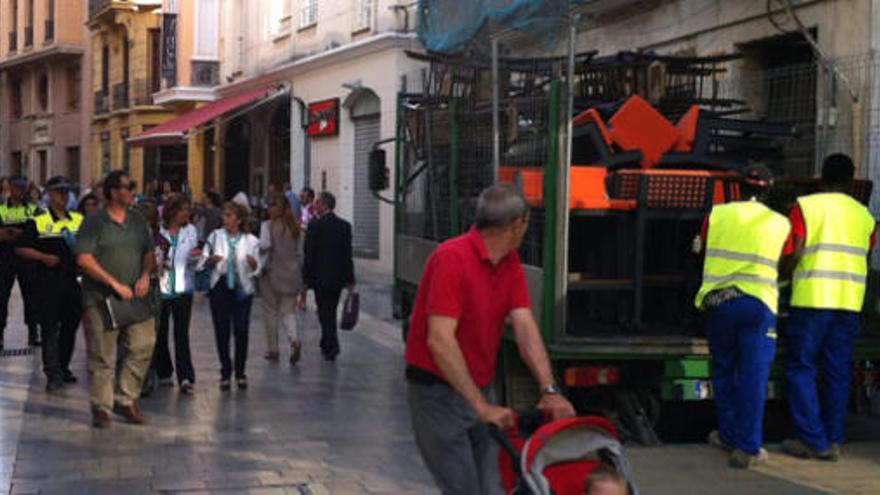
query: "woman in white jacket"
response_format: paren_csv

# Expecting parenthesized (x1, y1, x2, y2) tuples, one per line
(199, 202, 262, 391)
(156, 194, 201, 394)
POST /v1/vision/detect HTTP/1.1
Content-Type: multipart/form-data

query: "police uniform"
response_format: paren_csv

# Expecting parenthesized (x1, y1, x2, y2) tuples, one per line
(0, 200, 42, 346)
(785, 192, 875, 454)
(696, 199, 790, 457)
(20, 207, 84, 387)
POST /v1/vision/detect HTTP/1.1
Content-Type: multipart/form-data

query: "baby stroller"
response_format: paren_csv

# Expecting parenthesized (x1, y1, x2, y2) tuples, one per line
(491, 411, 639, 495)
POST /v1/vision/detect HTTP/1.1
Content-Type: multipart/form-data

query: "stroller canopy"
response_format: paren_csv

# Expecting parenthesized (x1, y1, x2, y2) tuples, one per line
(520, 416, 639, 495)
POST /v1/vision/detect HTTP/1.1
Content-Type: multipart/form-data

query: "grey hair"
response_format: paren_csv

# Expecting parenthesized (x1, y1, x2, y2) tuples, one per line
(475, 184, 529, 230)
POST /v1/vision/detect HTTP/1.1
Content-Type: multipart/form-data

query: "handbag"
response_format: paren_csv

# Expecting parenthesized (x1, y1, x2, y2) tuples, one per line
(340, 289, 360, 331)
(104, 294, 155, 330)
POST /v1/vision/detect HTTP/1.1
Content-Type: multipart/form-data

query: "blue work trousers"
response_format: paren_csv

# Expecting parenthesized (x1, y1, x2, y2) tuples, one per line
(785, 308, 859, 452)
(705, 296, 777, 455)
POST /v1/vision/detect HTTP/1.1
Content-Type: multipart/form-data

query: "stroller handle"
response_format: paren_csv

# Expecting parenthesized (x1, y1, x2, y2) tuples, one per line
(486, 408, 548, 478)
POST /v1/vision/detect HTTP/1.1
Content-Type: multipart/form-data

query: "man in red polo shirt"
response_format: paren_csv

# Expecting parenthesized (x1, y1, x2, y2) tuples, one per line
(406, 185, 575, 494)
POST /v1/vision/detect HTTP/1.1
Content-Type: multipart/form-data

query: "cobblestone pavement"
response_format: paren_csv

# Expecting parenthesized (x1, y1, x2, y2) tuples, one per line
(1, 264, 879, 494)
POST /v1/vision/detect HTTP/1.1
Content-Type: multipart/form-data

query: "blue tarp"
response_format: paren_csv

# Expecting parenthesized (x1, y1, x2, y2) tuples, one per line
(418, 0, 581, 54)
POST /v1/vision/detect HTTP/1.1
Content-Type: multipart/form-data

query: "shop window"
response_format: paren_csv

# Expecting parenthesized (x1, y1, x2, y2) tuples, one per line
(299, 0, 317, 29)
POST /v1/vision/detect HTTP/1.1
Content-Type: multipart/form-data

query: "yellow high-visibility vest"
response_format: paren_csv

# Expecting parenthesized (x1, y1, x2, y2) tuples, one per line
(791, 193, 875, 311)
(695, 201, 791, 314)
(33, 210, 83, 239)
(0, 202, 39, 225)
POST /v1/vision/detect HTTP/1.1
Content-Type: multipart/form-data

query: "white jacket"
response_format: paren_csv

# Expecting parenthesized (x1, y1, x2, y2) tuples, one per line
(198, 228, 263, 295)
(158, 224, 200, 296)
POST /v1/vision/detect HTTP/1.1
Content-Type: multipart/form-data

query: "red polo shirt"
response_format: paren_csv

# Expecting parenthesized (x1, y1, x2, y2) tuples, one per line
(405, 227, 532, 387)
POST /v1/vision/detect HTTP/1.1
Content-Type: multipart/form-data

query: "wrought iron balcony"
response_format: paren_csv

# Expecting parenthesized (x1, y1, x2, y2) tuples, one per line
(89, 0, 113, 18)
(191, 61, 220, 87)
(94, 91, 109, 115)
(24, 27, 33, 47)
(8, 32, 17, 52)
(132, 79, 154, 106)
(112, 83, 129, 110)
(45, 20, 54, 42)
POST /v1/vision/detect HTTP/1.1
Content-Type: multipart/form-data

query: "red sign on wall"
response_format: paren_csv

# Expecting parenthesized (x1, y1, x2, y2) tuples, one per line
(308, 98, 340, 137)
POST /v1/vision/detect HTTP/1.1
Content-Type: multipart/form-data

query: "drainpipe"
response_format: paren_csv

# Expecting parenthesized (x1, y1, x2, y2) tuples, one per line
(290, 95, 311, 190)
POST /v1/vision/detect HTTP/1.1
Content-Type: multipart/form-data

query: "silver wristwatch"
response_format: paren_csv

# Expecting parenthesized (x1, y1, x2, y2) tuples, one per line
(541, 383, 561, 395)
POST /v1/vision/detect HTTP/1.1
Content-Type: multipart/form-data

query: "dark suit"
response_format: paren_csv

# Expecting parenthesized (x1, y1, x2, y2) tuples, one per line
(303, 211, 355, 358)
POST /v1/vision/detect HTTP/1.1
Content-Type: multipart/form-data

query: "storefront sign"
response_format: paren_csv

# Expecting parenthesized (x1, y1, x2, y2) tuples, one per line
(308, 98, 340, 137)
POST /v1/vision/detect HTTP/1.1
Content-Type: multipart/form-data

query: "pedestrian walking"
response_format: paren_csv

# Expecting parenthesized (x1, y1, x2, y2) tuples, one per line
(405, 185, 575, 494)
(200, 202, 262, 391)
(14, 176, 84, 393)
(283, 182, 302, 220)
(302, 192, 354, 361)
(782, 154, 876, 461)
(76, 171, 157, 428)
(155, 194, 200, 394)
(78, 193, 100, 216)
(0, 178, 42, 348)
(259, 193, 305, 364)
(194, 191, 223, 243)
(694, 165, 790, 469)
(299, 187, 316, 228)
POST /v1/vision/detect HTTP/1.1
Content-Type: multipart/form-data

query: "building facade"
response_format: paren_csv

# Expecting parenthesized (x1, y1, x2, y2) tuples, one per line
(209, 0, 424, 269)
(0, 0, 89, 184)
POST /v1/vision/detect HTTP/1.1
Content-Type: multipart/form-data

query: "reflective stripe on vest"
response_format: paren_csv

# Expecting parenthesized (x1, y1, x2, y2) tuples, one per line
(33, 211, 83, 239)
(791, 193, 875, 311)
(695, 201, 790, 314)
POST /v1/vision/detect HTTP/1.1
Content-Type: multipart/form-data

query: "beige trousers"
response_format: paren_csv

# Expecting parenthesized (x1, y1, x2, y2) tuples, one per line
(261, 286, 299, 355)
(85, 306, 156, 413)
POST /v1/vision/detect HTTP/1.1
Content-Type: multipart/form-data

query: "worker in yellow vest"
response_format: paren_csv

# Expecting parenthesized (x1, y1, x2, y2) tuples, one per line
(695, 165, 790, 469)
(15, 177, 84, 393)
(782, 154, 876, 461)
(0, 178, 41, 349)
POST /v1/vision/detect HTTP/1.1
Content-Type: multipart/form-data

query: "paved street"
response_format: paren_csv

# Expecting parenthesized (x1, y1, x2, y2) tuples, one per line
(0, 263, 877, 494)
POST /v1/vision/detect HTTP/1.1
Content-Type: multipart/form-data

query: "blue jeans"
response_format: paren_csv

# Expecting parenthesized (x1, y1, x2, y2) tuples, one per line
(705, 296, 777, 454)
(785, 308, 859, 451)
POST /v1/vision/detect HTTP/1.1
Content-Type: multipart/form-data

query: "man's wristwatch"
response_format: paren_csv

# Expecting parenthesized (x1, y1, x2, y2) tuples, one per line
(541, 383, 561, 396)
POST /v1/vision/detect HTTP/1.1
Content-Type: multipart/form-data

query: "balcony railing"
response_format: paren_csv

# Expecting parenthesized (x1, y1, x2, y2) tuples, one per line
(132, 79, 153, 106)
(112, 83, 129, 110)
(191, 61, 220, 87)
(94, 91, 109, 115)
(24, 27, 33, 47)
(45, 20, 54, 42)
(89, 0, 113, 18)
(8, 32, 17, 52)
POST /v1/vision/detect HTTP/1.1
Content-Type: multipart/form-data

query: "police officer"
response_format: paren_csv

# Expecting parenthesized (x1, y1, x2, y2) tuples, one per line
(0, 178, 41, 349)
(15, 176, 84, 393)
(782, 154, 875, 461)
(695, 165, 791, 469)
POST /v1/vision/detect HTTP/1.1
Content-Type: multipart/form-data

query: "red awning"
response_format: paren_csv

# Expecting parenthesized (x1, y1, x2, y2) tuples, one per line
(127, 86, 282, 147)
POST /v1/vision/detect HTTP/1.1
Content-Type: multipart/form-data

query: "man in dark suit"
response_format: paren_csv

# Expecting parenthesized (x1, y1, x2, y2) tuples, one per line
(303, 192, 355, 361)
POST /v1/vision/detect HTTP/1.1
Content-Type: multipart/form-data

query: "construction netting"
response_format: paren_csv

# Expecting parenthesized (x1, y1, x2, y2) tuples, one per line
(417, 0, 585, 55)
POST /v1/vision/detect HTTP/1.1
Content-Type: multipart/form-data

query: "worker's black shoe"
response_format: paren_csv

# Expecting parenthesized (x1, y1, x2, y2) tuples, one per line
(707, 430, 734, 452)
(781, 438, 838, 462)
(729, 448, 768, 469)
(62, 370, 78, 384)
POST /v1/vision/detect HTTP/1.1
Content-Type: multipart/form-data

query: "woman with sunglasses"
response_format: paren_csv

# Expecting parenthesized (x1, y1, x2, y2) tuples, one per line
(199, 202, 262, 391)
(259, 193, 306, 364)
